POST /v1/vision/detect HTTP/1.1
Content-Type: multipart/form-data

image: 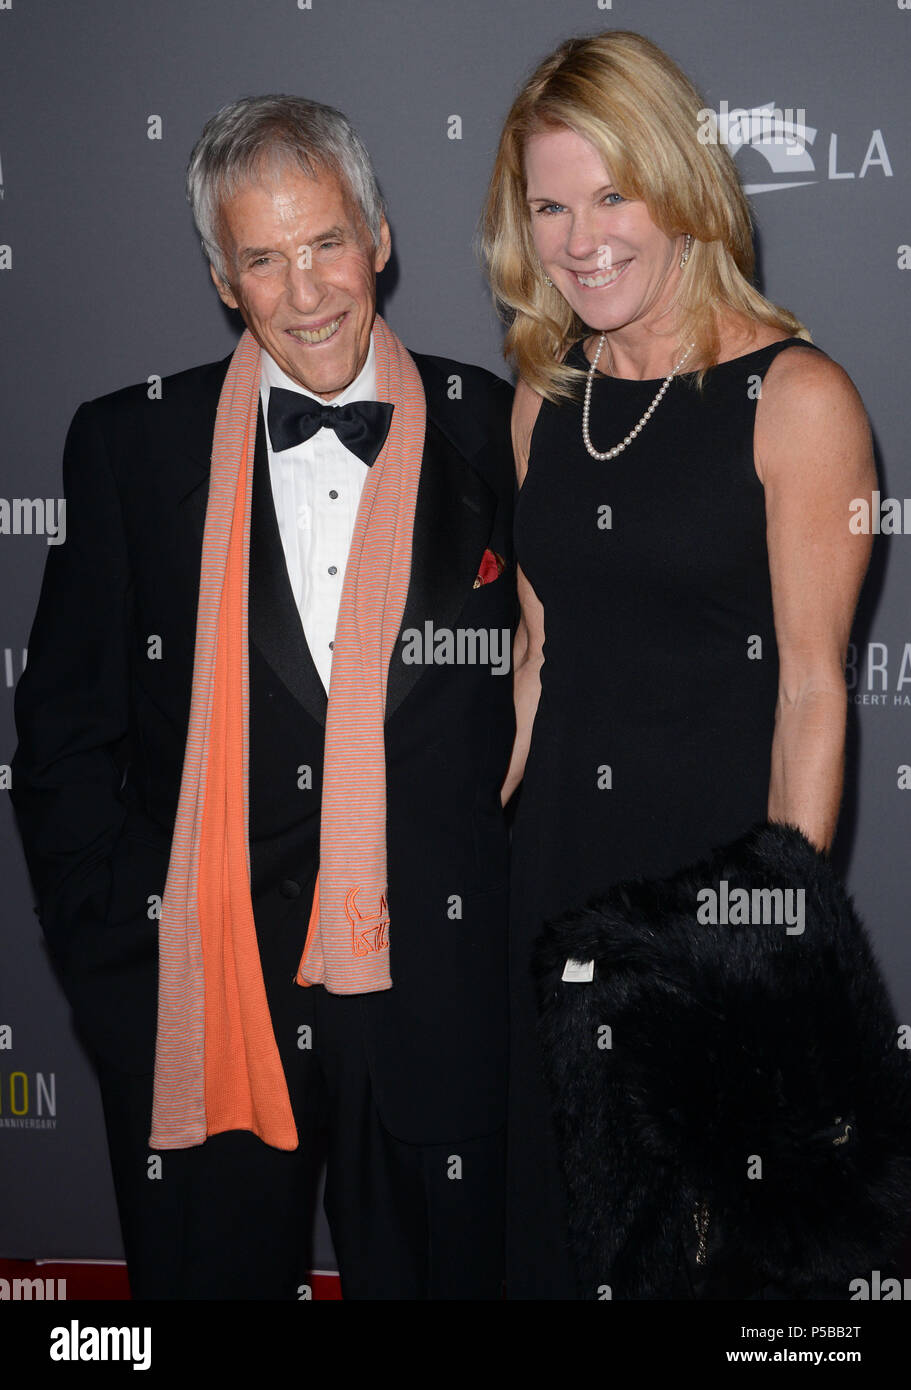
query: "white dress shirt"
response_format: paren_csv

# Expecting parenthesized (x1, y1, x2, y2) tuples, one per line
(260, 335, 377, 693)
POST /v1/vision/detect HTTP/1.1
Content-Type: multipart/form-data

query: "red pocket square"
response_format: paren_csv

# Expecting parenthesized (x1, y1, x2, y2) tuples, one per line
(473, 549, 505, 588)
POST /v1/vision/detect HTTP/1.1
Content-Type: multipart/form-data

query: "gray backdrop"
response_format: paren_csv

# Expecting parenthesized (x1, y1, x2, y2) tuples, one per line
(1, 0, 909, 1272)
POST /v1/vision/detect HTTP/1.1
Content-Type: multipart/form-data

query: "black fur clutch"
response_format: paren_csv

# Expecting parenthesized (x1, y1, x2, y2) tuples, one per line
(532, 822, 911, 1300)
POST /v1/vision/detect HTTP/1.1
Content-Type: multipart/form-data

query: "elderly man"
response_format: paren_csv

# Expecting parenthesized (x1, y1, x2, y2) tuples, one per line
(11, 97, 516, 1299)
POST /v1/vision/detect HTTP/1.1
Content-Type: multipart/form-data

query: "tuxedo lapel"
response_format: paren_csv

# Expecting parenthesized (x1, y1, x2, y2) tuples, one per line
(175, 348, 498, 732)
(385, 416, 496, 721)
(176, 370, 328, 729)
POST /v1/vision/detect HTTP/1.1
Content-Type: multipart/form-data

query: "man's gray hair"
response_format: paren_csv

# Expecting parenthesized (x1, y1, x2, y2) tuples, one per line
(186, 95, 386, 282)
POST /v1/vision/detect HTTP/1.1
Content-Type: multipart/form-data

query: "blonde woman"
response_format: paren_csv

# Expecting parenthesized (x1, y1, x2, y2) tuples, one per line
(482, 31, 875, 1297)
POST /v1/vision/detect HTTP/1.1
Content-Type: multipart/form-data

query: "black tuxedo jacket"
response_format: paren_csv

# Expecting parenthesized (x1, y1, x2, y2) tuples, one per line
(11, 347, 517, 1145)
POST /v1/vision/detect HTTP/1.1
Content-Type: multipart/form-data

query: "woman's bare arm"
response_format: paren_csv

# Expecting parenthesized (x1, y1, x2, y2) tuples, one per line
(756, 347, 875, 850)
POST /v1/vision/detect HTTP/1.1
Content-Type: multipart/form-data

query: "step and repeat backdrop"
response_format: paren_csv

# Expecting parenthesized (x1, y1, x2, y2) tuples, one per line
(0, 0, 908, 1271)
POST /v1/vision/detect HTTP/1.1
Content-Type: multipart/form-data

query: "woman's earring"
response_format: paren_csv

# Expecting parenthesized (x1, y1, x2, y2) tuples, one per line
(679, 233, 692, 269)
(543, 274, 554, 287)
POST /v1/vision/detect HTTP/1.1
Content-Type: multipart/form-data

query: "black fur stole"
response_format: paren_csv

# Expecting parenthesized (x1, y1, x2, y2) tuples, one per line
(533, 823, 911, 1300)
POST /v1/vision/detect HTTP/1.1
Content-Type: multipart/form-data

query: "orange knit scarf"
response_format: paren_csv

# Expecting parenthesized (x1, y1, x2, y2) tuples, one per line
(150, 315, 426, 1151)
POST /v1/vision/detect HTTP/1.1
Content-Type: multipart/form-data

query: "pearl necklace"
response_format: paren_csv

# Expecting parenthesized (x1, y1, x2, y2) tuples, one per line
(582, 334, 696, 460)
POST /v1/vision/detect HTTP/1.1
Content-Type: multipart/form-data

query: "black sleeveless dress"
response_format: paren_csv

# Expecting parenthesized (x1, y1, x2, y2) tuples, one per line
(507, 335, 824, 1298)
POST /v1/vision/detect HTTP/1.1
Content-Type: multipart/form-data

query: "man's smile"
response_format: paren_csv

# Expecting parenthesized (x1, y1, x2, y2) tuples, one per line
(287, 312, 347, 345)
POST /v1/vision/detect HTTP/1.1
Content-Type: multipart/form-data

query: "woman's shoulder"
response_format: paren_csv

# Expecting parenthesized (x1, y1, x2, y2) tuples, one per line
(714, 315, 815, 366)
(717, 314, 828, 372)
(743, 330, 858, 411)
(748, 327, 871, 486)
(714, 315, 856, 404)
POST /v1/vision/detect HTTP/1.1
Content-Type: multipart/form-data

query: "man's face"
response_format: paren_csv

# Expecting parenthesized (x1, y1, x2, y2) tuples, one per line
(212, 163, 391, 399)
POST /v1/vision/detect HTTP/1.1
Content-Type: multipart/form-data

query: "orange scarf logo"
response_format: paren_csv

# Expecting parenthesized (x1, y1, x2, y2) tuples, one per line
(346, 887, 390, 957)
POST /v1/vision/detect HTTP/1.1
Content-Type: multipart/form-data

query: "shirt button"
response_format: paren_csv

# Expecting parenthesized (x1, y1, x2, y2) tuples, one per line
(329, 641, 334, 650)
(329, 490, 338, 499)
(280, 878, 301, 899)
(328, 565, 338, 575)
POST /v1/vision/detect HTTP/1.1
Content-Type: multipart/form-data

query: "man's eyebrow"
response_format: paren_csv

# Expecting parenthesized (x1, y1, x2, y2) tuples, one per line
(310, 225, 347, 242)
(237, 226, 348, 260)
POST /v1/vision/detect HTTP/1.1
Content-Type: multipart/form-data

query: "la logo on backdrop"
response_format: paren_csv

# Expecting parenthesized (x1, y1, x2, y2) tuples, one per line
(697, 101, 893, 192)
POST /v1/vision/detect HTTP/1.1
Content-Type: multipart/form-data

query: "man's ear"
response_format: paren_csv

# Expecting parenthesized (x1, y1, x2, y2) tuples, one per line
(210, 261, 239, 310)
(374, 215, 392, 275)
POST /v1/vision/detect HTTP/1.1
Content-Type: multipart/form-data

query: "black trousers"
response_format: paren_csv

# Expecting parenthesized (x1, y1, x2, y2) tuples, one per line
(95, 984, 505, 1300)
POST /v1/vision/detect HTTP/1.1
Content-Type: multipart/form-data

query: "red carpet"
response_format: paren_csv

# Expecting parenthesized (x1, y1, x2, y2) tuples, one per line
(0, 1258, 341, 1300)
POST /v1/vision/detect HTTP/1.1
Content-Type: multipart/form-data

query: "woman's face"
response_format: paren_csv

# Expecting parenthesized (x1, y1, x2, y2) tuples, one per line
(524, 125, 684, 335)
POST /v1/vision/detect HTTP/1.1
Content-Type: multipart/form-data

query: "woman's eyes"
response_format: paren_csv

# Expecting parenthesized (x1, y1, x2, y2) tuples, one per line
(534, 192, 624, 215)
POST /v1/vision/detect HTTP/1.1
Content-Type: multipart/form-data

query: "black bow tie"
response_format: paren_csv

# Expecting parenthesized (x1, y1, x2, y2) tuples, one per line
(267, 387, 394, 467)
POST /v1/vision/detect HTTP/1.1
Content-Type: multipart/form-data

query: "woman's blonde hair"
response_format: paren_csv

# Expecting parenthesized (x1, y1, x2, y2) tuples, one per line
(480, 31, 810, 401)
